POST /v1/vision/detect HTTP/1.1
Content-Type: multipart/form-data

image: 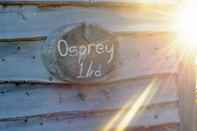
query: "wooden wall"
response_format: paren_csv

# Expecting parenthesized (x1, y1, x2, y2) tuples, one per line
(0, 1, 180, 131)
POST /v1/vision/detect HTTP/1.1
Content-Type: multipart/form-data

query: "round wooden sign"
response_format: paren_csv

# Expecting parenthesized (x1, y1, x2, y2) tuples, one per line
(42, 23, 118, 82)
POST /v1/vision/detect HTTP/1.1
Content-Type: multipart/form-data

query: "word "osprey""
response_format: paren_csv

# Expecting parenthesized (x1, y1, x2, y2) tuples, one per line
(57, 39, 114, 63)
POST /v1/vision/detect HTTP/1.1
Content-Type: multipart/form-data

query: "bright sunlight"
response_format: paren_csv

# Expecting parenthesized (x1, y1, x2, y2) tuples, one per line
(174, 0, 197, 54)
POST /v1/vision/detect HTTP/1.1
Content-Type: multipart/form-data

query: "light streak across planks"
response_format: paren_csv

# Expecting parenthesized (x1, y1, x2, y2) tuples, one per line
(102, 78, 160, 131)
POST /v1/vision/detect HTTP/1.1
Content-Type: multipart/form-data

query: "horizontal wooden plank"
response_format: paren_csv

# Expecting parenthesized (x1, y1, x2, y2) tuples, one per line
(0, 34, 177, 83)
(0, 102, 179, 131)
(0, 76, 178, 119)
(91, 0, 178, 4)
(0, 0, 179, 5)
(0, 6, 174, 38)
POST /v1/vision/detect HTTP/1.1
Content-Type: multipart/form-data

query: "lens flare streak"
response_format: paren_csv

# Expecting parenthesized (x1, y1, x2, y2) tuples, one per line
(102, 78, 159, 131)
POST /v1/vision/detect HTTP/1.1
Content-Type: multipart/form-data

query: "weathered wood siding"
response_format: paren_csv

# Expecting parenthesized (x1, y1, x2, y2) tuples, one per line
(0, 1, 180, 131)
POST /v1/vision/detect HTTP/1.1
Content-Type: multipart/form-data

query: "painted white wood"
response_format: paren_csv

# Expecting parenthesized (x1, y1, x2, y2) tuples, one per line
(0, 3, 180, 130)
(1, 0, 179, 5)
(0, 102, 179, 131)
(177, 55, 197, 131)
(0, 76, 178, 119)
(0, 6, 174, 40)
(98, 0, 178, 3)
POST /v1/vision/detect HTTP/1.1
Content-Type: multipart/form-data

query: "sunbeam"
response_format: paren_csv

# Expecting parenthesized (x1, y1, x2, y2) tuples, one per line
(102, 78, 159, 131)
(173, 0, 197, 56)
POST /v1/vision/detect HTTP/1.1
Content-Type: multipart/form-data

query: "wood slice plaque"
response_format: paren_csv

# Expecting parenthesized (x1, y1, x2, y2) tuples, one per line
(42, 23, 118, 83)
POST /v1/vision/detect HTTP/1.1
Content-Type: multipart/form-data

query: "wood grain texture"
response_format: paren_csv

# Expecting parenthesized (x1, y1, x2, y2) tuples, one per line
(0, 104, 179, 131)
(0, 6, 174, 40)
(0, 4, 180, 131)
(0, 76, 179, 130)
(0, 76, 178, 119)
(0, 0, 179, 5)
(177, 55, 197, 131)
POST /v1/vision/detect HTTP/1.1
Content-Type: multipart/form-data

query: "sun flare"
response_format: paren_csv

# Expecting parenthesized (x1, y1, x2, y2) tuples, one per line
(174, 0, 197, 54)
